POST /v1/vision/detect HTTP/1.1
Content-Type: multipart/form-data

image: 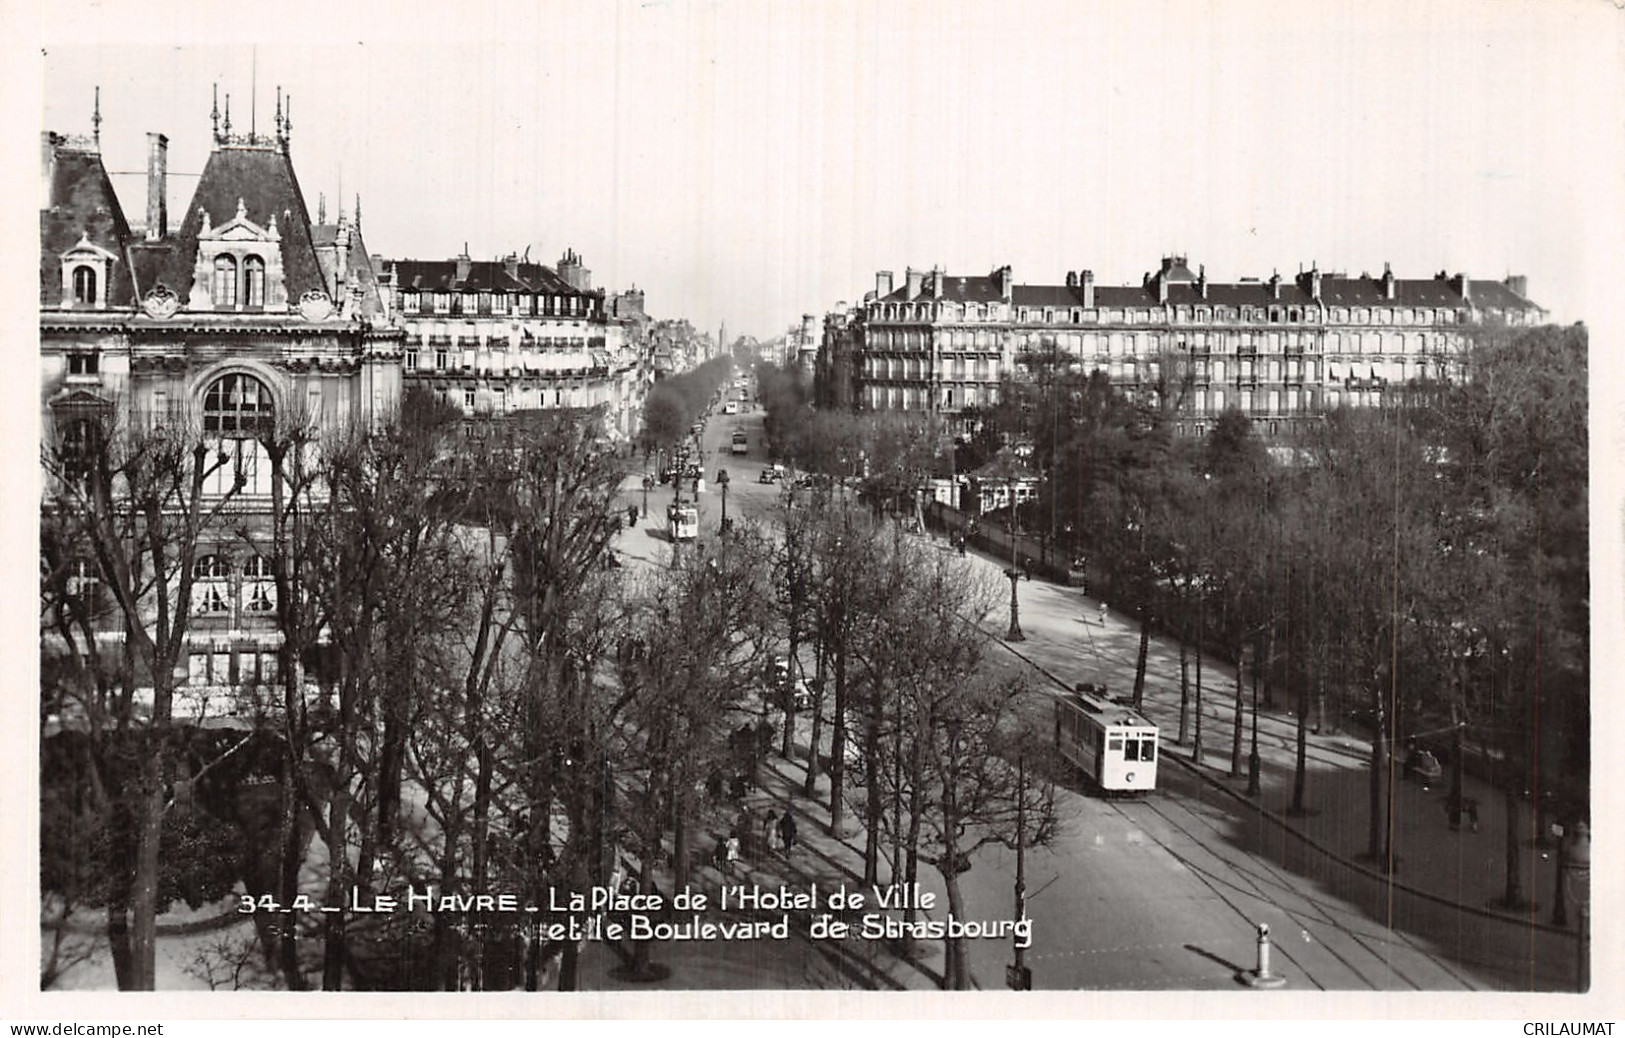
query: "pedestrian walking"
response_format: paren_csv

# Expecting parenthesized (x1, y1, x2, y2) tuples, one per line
(713, 836, 729, 873)
(777, 811, 797, 853)
(725, 833, 741, 870)
(1098, 601, 1108, 625)
(627, 504, 638, 529)
(1022, 558, 1033, 582)
(763, 809, 778, 851)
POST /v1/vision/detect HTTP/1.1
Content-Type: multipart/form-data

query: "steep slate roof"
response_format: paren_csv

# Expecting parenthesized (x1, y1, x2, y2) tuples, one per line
(1011, 285, 1090, 308)
(383, 258, 585, 296)
(312, 221, 387, 318)
(878, 274, 1003, 304)
(152, 144, 327, 302)
(39, 139, 138, 307)
(1019, 274, 1541, 312)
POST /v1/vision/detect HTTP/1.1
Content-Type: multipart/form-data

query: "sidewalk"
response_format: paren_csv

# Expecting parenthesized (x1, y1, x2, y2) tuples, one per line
(937, 530, 1574, 939)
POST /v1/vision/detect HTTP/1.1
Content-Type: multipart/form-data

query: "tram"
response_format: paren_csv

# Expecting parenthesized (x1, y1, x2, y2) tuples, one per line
(1053, 685, 1158, 795)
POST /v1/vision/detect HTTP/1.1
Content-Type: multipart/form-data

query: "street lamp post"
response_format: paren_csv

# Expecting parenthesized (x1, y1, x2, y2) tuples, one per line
(1007, 753, 1032, 991)
(716, 468, 731, 534)
(641, 475, 653, 518)
(1005, 481, 1025, 642)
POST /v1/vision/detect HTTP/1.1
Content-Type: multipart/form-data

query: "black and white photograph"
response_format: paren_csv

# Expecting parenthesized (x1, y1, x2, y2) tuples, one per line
(5, 0, 1621, 1021)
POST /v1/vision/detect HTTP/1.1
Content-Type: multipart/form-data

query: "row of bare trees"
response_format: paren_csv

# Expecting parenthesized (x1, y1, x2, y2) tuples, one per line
(42, 376, 1056, 990)
(945, 322, 1588, 908)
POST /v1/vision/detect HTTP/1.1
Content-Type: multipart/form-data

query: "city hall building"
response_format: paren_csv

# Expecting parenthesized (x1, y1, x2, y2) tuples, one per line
(40, 93, 399, 704)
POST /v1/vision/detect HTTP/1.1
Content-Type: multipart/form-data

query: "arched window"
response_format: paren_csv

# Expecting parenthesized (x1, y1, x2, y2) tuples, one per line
(213, 255, 238, 307)
(193, 554, 231, 616)
(202, 374, 275, 495)
(243, 255, 266, 307)
(72, 266, 98, 305)
(241, 555, 276, 613)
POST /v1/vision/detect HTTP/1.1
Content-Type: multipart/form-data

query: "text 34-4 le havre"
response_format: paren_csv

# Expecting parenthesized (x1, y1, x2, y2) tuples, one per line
(236, 883, 1034, 947)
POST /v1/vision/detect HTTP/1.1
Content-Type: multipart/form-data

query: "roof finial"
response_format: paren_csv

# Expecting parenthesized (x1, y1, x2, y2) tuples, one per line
(91, 85, 101, 146)
(317, 192, 326, 223)
(236, 197, 247, 221)
(354, 193, 361, 233)
(275, 86, 283, 139)
(284, 94, 291, 143)
(223, 93, 232, 137)
(211, 83, 220, 142)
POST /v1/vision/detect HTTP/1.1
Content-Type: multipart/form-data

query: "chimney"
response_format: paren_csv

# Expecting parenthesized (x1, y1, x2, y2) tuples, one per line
(1503, 274, 1528, 298)
(997, 264, 1013, 301)
(1155, 269, 1170, 304)
(40, 132, 59, 210)
(1081, 270, 1095, 308)
(145, 133, 169, 240)
(932, 264, 945, 299)
(876, 270, 894, 297)
(1065, 271, 1079, 288)
(1382, 261, 1396, 301)
(905, 267, 924, 300)
(456, 245, 472, 284)
(504, 252, 519, 278)
(1198, 264, 1208, 299)
(1452, 272, 1470, 302)
(1309, 266, 1321, 301)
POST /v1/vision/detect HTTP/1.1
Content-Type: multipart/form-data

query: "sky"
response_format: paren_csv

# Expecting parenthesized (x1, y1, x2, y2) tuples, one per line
(24, 0, 1625, 341)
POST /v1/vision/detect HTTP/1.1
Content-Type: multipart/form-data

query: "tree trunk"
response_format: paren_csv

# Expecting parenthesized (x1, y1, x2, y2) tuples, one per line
(863, 684, 883, 886)
(940, 861, 969, 990)
(829, 631, 848, 834)
(320, 778, 352, 990)
(278, 774, 305, 990)
(106, 903, 133, 991)
(1132, 616, 1150, 712)
(673, 782, 692, 892)
(1192, 640, 1204, 766)
(128, 765, 163, 991)
(1367, 693, 1388, 862)
(1178, 637, 1190, 746)
(1292, 669, 1308, 814)
(1230, 648, 1245, 777)
(469, 739, 493, 991)
(803, 643, 825, 797)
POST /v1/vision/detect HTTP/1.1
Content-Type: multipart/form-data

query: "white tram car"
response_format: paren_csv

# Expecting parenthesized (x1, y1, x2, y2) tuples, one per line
(1053, 685, 1158, 795)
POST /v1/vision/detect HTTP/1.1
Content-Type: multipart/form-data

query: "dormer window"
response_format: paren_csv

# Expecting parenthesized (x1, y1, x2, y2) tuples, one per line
(67, 352, 99, 378)
(244, 255, 266, 307)
(72, 266, 98, 305)
(60, 236, 117, 311)
(213, 256, 238, 306)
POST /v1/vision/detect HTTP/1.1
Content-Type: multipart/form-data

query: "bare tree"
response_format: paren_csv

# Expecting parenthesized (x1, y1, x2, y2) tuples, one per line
(40, 403, 249, 990)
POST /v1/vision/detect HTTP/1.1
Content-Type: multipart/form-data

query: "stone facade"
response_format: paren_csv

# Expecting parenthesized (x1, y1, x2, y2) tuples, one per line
(829, 256, 1547, 436)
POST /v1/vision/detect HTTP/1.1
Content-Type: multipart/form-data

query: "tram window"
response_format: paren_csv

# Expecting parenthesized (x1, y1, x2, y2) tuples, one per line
(1107, 736, 1124, 754)
(1123, 740, 1139, 761)
(1142, 739, 1156, 762)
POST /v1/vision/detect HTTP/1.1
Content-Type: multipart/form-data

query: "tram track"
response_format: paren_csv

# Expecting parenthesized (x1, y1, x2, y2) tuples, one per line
(1102, 789, 1477, 990)
(968, 600, 1481, 990)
